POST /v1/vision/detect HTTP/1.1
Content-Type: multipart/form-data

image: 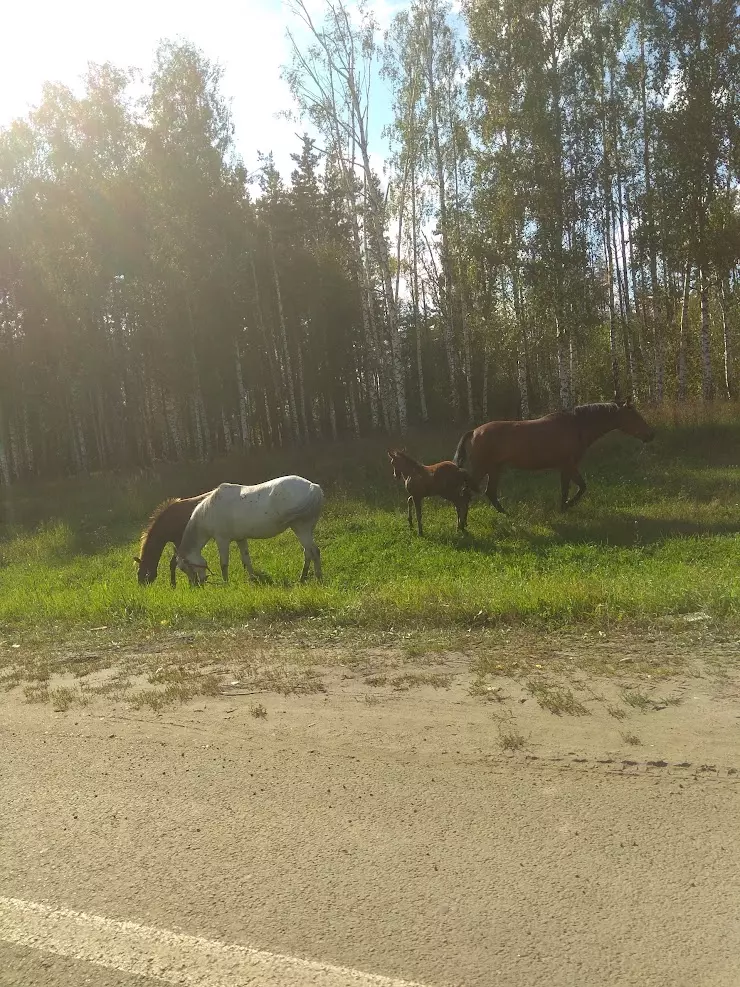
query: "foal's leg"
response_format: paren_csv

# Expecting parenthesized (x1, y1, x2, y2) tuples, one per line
(564, 467, 587, 510)
(414, 497, 424, 536)
(237, 539, 257, 581)
(216, 536, 231, 582)
(407, 496, 414, 530)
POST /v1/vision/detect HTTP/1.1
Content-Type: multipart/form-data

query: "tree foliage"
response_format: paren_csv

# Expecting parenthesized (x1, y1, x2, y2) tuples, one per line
(0, 2, 738, 483)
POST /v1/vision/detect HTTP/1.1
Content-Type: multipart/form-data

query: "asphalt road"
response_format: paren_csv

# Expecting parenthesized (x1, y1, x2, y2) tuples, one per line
(1, 678, 739, 987)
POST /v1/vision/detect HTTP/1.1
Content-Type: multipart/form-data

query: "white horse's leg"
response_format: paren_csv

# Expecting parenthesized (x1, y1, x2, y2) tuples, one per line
(292, 523, 320, 583)
(237, 539, 257, 581)
(216, 537, 230, 582)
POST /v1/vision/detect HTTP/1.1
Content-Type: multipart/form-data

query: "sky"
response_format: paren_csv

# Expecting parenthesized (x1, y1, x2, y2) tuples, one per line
(0, 0, 406, 181)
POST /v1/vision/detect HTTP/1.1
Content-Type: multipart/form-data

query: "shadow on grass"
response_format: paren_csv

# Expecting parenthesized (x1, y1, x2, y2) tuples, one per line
(419, 509, 740, 555)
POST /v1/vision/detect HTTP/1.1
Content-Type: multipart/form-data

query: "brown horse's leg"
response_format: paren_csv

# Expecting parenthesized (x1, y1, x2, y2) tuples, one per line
(562, 468, 587, 510)
(415, 497, 424, 536)
(407, 496, 414, 530)
(485, 470, 506, 514)
(567, 469, 587, 509)
(560, 471, 570, 512)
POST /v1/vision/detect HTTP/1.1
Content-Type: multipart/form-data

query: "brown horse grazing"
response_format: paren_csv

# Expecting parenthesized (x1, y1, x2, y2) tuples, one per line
(388, 449, 488, 536)
(453, 398, 655, 514)
(135, 493, 210, 586)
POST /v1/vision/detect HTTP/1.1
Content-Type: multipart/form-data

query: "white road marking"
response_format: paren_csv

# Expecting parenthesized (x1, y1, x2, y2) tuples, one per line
(0, 896, 432, 987)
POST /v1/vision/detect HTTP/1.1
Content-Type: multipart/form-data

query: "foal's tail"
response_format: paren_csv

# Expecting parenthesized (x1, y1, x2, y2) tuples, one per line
(453, 430, 474, 468)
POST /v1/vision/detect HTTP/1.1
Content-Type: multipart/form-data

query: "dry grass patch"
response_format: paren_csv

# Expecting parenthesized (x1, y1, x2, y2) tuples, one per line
(364, 674, 388, 686)
(390, 671, 452, 691)
(526, 680, 590, 716)
(498, 729, 527, 752)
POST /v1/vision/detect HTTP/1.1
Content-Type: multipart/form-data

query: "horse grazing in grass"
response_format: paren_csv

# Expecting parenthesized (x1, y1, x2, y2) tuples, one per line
(453, 398, 655, 514)
(388, 449, 488, 536)
(136, 493, 210, 587)
(176, 476, 324, 587)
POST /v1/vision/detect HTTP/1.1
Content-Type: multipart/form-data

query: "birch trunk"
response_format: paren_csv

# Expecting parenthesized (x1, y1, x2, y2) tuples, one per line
(0, 404, 11, 487)
(165, 392, 184, 461)
(605, 222, 621, 399)
(556, 317, 572, 410)
(426, 10, 459, 419)
(640, 32, 663, 402)
(510, 251, 530, 420)
(699, 268, 713, 401)
(234, 337, 250, 448)
(221, 406, 232, 455)
(348, 376, 360, 438)
(295, 334, 310, 441)
(719, 280, 733, 400)
(677, 256, 692, 401)
(191, 393, 205, 462)
(250, 255, 287, 437)
(268, 227, 300, 443)
(411, 160, 428, 422)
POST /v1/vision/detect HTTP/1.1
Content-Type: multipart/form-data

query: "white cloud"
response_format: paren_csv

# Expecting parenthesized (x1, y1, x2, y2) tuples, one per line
(0, 0, 414, 184)
(0, 0, 303, 178)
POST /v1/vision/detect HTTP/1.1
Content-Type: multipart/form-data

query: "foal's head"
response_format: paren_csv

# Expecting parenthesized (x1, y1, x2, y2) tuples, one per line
(615, 397, 655, 443)
(388, 449, 423, 480)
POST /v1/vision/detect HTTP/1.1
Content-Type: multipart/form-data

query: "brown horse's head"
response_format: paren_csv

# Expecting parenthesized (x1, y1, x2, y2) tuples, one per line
(615, 397, 655, 443)
(137, 497, 197, 585)
(135, 555, 156, 586)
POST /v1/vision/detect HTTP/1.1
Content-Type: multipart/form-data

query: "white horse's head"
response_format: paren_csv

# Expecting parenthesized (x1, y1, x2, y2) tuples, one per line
(176, 554, 209, 587)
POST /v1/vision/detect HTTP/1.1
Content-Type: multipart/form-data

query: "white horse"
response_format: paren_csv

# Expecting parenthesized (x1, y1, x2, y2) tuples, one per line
(175, 476, 324, 586)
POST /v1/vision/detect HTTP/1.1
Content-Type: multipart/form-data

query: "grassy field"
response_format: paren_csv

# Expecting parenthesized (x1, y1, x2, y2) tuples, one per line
(1, 406, 740, 638)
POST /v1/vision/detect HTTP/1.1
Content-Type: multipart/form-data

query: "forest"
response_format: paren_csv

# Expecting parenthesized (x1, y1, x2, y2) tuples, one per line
(0, 0, 738, 484)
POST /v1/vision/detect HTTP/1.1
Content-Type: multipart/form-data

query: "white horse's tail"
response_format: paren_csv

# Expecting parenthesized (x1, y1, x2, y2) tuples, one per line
(285, 481, 324, 527)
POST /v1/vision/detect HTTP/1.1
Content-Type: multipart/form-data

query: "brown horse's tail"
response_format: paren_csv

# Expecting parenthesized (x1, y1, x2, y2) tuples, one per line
(453, 430, 474, 468)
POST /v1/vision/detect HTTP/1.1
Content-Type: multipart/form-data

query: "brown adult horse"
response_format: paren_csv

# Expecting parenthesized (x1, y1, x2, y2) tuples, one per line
(135, 493, 210, 586)
(388, 449, 487, 536)
(453, 398, 655, 514)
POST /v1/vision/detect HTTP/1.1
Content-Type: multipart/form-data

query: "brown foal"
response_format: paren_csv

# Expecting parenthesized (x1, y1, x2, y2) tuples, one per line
(388, 449, 487, 536)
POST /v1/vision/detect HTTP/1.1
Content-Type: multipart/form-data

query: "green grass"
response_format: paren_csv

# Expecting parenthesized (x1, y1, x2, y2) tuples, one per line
(2, 415, 740, 637)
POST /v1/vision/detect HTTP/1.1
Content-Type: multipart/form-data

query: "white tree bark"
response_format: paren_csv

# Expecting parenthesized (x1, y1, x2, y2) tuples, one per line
(234, 338, 250, 448)
(0, 403, 11, 487)
(699, 268, 713, 401)
(677, 256, 692, 401)
(719, 280, 732, 400)
(268, 227, 300, 443)
(556, 317, 573, 410)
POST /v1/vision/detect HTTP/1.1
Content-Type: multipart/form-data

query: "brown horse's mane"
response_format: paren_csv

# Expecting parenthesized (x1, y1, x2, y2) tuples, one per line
(574, 402, 619, 416)
(138, 498, 181, 556)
